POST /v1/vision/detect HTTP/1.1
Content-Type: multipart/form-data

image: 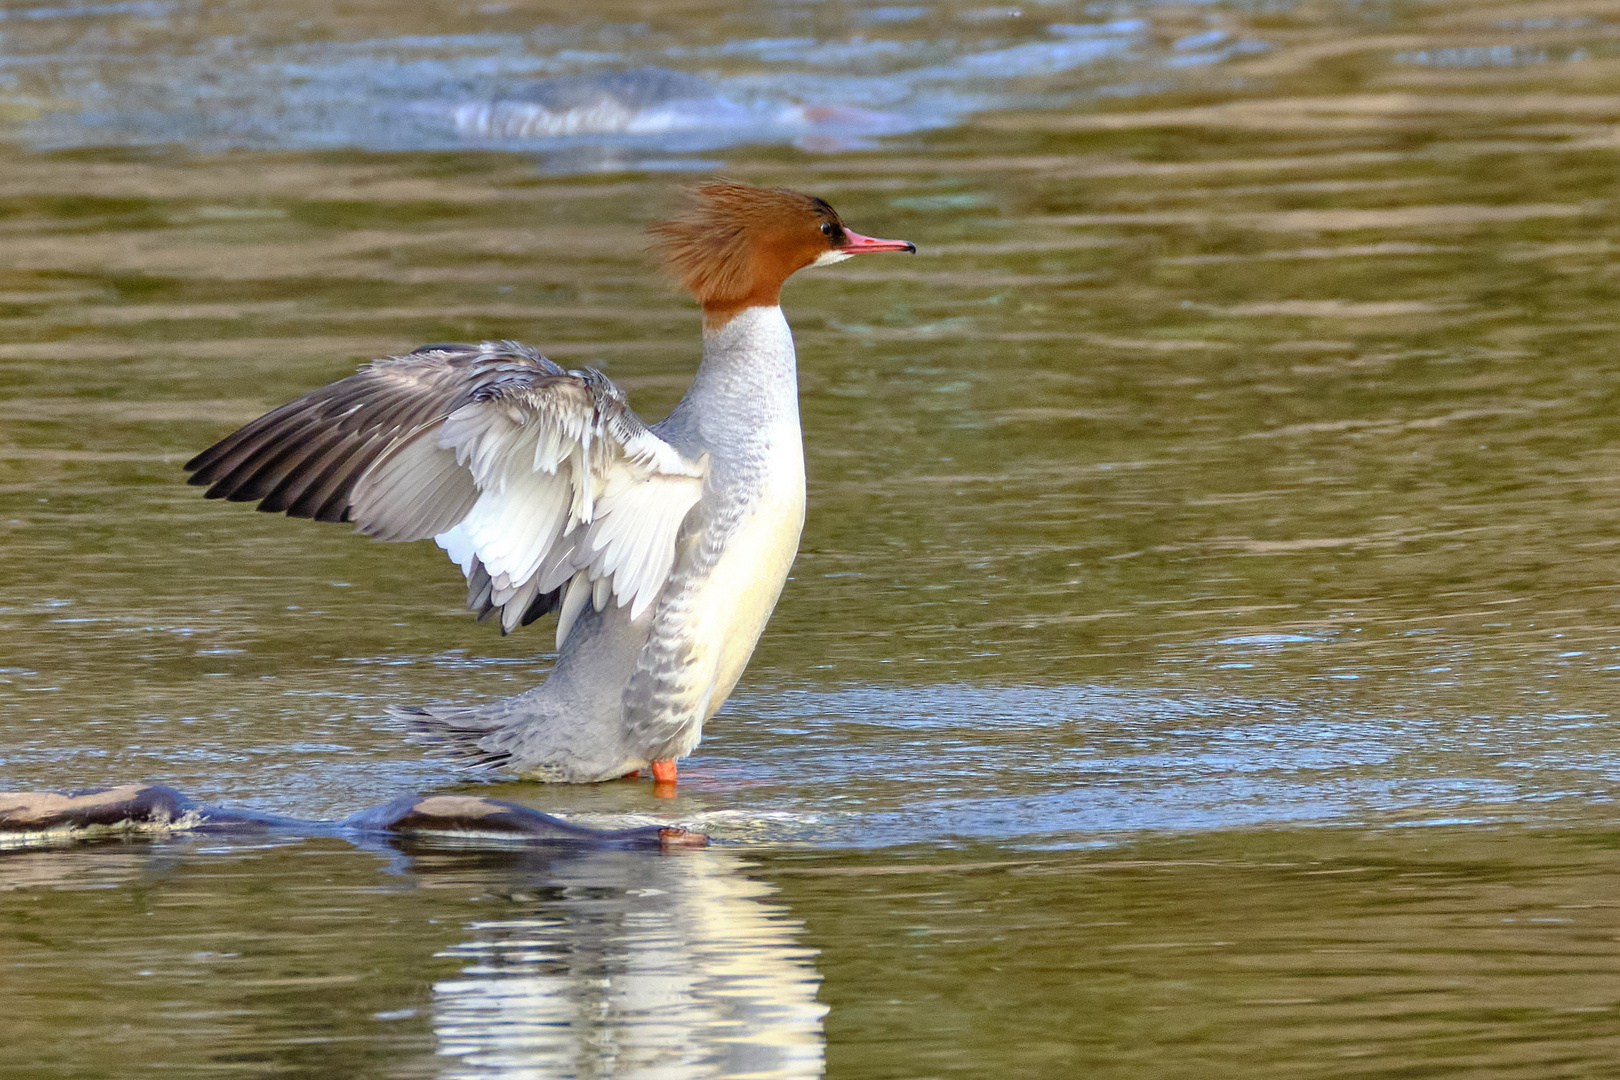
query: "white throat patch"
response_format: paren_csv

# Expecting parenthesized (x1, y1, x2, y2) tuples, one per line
(809, 248, 853, 267)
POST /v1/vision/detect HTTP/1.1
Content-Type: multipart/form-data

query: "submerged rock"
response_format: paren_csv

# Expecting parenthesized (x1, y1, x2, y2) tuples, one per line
(0, 785, 705, 851)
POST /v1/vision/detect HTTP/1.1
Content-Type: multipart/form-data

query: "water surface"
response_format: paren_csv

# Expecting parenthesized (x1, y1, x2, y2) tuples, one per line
(5, 0, 1620, 1074)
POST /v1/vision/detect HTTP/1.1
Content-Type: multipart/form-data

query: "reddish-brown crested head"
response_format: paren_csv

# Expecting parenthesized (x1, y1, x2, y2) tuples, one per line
(648, 179, 914, 328)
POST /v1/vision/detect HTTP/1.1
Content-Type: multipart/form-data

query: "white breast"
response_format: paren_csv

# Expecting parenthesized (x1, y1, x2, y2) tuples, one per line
(621, 304, 808, 751)
(683, 434, 806, 719)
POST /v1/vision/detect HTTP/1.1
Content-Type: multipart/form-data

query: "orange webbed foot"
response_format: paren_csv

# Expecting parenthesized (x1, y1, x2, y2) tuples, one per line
(650, 759, 677, 799)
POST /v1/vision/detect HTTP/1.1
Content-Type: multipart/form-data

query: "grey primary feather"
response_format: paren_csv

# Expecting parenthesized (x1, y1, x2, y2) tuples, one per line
(185, 341, 568, 525)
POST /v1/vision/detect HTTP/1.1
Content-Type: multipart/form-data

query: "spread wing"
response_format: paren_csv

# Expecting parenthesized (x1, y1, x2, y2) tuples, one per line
(185, 341, 706, 642)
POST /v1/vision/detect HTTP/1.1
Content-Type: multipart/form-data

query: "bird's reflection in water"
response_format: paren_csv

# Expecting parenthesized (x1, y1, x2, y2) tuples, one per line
(406, 843, 826, 1079)
(0, 820, 825, 1077)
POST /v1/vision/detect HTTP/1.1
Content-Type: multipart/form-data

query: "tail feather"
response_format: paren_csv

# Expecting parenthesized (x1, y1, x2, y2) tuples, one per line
(391, 704, 514, 771)
(389, 693, 640, 784)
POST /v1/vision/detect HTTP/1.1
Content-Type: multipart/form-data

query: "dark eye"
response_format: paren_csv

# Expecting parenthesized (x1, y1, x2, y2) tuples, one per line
(820, 222, 835, 237)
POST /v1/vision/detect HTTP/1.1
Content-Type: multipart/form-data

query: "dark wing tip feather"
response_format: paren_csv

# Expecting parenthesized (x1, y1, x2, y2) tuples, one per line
(463, 557, 561, 633)
(497, 587, 561, 634)
(519, 588, 561, 627)
(208, 479, 261, 502)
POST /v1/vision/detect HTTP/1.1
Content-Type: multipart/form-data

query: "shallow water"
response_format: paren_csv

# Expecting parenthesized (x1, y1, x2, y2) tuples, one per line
(6, 0, 1620, 1074)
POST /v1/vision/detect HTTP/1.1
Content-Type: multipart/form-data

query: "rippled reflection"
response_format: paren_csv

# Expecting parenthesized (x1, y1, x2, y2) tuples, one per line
(0, 833, 826, 1077)
(420, 846, 826, 1079)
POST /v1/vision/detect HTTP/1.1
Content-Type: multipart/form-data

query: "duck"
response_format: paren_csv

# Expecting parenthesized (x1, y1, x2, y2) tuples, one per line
(184, 180, 915, 787)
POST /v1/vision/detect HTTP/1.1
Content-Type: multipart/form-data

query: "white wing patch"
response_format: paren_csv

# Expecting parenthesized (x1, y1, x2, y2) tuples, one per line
(351, 359, 705, 641)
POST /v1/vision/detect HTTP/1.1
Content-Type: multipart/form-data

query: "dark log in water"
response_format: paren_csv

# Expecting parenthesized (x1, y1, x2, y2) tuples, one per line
(0, 785, 706, 851)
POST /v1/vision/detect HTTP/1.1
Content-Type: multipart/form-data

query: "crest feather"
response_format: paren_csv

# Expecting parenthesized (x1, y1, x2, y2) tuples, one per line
(647, 180, 842, 306)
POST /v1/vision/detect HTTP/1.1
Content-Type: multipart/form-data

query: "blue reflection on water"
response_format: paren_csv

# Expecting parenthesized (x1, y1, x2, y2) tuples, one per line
(0, 3, 1268, 165)
(696, 682, 1618, 847)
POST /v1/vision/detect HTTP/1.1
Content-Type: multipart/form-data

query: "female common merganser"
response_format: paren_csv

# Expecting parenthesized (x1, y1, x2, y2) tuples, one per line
(185, 180, 915, 786)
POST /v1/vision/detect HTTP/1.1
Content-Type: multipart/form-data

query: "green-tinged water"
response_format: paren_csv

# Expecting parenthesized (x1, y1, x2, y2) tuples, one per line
(5, 0, 1620, 1075)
